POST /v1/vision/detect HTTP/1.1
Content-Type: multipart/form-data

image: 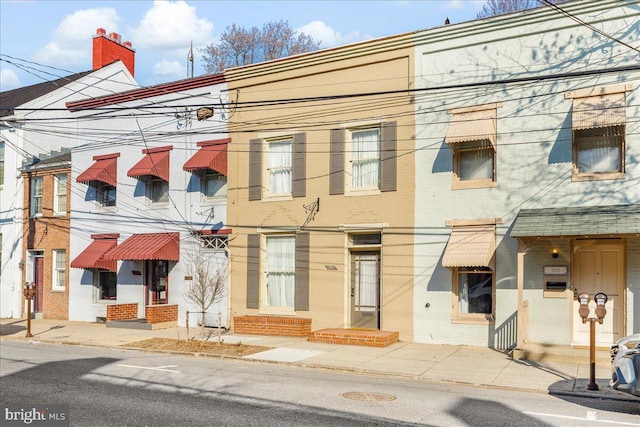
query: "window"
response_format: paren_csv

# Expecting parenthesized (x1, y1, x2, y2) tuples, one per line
(97, 182, 116, 207)
(348, 128, 380, 191)
(446, 106, 498, 189)
(267, 138, 292, 196)
(265, 235, 295, 308)
(97, 271, 117, 300)
(54, 174, 67, 214)
(203, 170, 227, 199)
(0, 142, 4, 186)
(31, 176, 43, 216)
(52, 249, 66, 291)
(452, 267, 494, 322)
(150, 178, 169, 203)
(573, 125, 624, 179)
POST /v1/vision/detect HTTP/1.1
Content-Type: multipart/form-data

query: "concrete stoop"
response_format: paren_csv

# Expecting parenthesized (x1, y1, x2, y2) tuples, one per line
(513, 343, 611, 365)
(106, 319, 177, 331)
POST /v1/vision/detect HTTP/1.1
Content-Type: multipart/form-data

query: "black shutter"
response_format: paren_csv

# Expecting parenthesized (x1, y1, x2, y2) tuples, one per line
(246, 234, 260, 309)
(295, 232, 310, 311)
(248, 139, 262, 201)
(380, 121, 397, 192)
(292, 133, 306, 198)
(329, 129, 345, 195)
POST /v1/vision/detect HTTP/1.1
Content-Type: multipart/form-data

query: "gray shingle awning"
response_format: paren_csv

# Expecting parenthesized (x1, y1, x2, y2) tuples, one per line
(511, 204, 640, 238)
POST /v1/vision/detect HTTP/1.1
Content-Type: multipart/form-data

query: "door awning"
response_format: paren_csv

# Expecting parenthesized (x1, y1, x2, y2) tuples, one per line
(572, 93, 626, 130)
(511, 204, 640, 238)
(70, 234, 119, 272)
(442, 225, 496, 268)
(183, 138, 229, 176)
(102, 232, 180, 261)
(77, 153, 119, 186)
(446, 108, 496, 150)
(127, 146, 172, 181)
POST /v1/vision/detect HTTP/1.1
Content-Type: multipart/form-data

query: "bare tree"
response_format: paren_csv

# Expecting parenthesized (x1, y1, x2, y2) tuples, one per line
(201, 20, 321, 74)
(184, 244, 228, 341)
(476, 0, 564, 18)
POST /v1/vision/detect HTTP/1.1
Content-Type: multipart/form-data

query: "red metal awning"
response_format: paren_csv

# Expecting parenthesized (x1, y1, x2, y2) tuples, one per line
(183, 139, 229, 176)
(77, 153, 120, 186)
(102, 232, 180, 261)
(127, 146, 172, 181)
(70, 234, 119, 272)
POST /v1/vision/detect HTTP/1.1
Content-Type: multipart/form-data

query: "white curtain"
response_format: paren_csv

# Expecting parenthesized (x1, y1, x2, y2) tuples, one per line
(578, 136, 620, 173)
(352, 130, 380, 189)
(355, 255, 378, 311)
(267, 236, 295, 307)
(459, 148, 493, 180)
(458, 275, 469, 314)
(56, 174, 67, 212)
(269, 141, 292, 194)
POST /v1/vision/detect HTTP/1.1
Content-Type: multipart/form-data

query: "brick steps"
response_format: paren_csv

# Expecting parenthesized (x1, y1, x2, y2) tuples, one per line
(233, 315, 312, 337)
(308, 328, 399, 347)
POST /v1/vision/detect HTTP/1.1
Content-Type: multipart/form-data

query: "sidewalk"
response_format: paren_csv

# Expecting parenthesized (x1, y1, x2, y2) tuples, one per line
(1, 318, 637, 403)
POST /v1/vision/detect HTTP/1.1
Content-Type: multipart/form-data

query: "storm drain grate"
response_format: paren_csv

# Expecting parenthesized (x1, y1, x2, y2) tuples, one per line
(341, 392, 396, 401)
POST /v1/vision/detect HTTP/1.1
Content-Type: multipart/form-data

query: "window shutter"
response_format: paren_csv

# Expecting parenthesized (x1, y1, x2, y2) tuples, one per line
(295, 232, 310, 311)
(380, 121, 397, 192)
(248, 139, 262, 201)
(246, 234, 260, 309)
(329, 129, 345, 195)
(292, 133, 306, 198)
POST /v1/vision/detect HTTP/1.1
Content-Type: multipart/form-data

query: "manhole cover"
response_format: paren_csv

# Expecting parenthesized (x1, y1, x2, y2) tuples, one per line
(341, 391, 396, 401)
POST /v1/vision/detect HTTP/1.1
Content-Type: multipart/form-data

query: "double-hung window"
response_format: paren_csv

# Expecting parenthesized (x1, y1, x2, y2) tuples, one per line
(203, 170, 227, 200)
(97, 271, 117, 300)
(446, 105, 498, 189)
(54, 174, 67, 215)
(52, 249, 66, 291)
(349, 128, 380, 191)
(98, 182, 117, 207)
(150, 177, 169, 203)
(569, 86, 628, 181)
(267, 138, 292, 196)
(265, 235, 296, 308)
(31, 176, 43, 216)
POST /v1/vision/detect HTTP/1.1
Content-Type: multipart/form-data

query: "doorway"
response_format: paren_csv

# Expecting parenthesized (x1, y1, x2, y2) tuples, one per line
(33, 252, 44, 312)
(145, 260, 169, 306)
(350, 251, 380, 329)
(571, 240, 624, 346)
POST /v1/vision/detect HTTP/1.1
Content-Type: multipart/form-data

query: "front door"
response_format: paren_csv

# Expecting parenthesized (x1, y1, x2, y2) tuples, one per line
(350, 251, 380, 329)
(572, 240, 624, 346)
(34, 255, 44, 312)
(146, 260, 168, 306)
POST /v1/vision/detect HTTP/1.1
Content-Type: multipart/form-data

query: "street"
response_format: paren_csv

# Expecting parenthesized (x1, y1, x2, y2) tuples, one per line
(1, 341, 638, 426)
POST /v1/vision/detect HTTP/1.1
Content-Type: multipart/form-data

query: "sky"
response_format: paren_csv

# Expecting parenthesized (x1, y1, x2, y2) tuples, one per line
(0, 0, 485, 90)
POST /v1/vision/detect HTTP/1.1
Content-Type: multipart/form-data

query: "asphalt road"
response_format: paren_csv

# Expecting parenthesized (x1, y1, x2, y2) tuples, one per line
(1, 341, 638, 426)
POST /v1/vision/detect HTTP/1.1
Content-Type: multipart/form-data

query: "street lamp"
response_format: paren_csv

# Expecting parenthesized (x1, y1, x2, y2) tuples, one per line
(23, 282, 36, 338)
(577, 291, 608, 391)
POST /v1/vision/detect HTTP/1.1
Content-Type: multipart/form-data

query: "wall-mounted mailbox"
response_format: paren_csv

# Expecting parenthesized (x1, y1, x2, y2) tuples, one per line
(543, 265, 568, 298)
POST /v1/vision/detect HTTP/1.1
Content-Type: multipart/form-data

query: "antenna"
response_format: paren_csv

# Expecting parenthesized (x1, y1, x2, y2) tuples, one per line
(187, 41, 194, 79)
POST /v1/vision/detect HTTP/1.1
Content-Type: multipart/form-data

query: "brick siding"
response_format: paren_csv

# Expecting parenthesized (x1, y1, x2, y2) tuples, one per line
(146, 304, 178, 324)
(308, 328, 399, 347)
(106, 303, 138, 321)
(233, 315, 312, 337)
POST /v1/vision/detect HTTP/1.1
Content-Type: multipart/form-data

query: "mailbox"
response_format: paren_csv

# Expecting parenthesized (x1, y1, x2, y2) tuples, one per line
(543, 265, 568, 297)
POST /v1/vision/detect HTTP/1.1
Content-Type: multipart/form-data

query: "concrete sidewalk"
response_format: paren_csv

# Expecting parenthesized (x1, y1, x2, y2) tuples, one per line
(1, 318, 637, 403)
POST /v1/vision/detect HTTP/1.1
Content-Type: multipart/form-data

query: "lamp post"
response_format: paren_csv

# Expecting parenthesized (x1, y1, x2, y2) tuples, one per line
(23, 282, 36, 338)
(577, 292, 608, 391)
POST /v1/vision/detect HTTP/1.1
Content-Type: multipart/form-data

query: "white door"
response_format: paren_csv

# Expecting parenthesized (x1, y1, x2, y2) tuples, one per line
(572, 240, 624, 346)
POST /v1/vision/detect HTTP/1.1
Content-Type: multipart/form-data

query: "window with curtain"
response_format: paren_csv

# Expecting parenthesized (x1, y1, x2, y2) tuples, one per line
(150, 178, 169, 203)
(52, 249, 66, 291)
(203, 170, 227, 199)
(350, 128, 380, 190)
(453, 140, 495, 187)
(54, 174, 67, 214)
(268, 139, 292, 195)
(455, 268, 493, 318)
(266, 235, 295, 307)
(574, 125, 624, 175)
(31, 176, 43, 216)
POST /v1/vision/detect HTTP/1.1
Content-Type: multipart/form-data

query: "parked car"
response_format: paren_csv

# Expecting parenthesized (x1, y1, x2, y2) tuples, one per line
(610, 333, 640, 397)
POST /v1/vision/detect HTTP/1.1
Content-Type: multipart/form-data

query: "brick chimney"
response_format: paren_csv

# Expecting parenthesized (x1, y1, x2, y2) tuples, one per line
(92, 28, 135, 76)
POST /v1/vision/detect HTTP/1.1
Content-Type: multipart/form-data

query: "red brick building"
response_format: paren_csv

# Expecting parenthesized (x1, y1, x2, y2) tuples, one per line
(21, 150, 71, 320)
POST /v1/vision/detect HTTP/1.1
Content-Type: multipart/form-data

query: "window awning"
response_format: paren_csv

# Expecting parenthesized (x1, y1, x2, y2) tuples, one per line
(572, 93, 626, 130)
(511, 204, 640, 238)
(442, 225, 496, 268)
(183, 138, 229, 176)
(77, 153, 119, 186)
(446, 109, 496, 150)
(102, 232, 180, 261)
(127, 146, 172, 181)
(70, 234, 119, 272)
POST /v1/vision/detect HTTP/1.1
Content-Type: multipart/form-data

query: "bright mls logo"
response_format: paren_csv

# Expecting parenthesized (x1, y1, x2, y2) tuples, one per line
(1, 405, 68, 426)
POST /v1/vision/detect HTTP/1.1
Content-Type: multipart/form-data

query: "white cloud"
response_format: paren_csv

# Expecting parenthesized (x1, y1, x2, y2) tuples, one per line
(0, 68, 21, 90)
(131, 1, 213, 50)
(443, 0, 484, 11)
(297, 21, 369, 48)
(153, 59, 186, 79)
(33, 8, 120, 66)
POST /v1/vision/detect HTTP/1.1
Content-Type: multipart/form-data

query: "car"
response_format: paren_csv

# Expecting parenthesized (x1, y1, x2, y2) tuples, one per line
(610, 333, 640, 397)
